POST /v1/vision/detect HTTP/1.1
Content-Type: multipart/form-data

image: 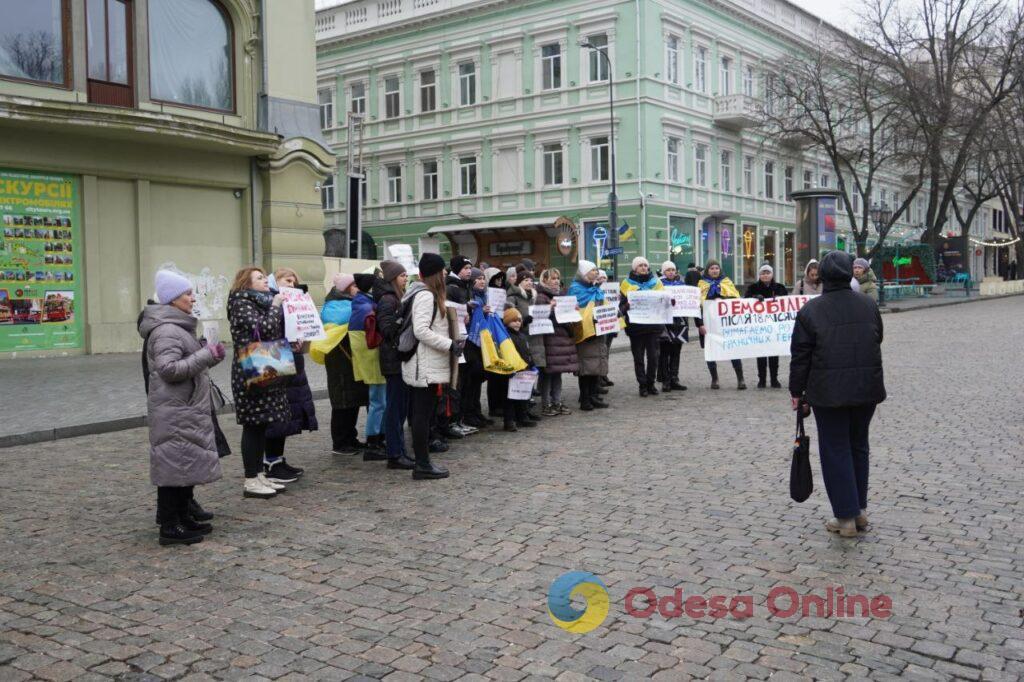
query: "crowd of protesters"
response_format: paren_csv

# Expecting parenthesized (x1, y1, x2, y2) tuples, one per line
(139, 249, 883, 545)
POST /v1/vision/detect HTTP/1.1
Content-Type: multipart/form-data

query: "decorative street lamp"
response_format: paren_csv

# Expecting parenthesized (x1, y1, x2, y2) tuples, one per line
(869, 202, 892, 306)
(580, 41, 618, 280)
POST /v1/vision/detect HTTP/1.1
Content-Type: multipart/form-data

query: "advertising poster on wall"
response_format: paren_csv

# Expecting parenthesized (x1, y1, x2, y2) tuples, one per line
(817, 197, 837, 254)
(0, 169, 82, 352)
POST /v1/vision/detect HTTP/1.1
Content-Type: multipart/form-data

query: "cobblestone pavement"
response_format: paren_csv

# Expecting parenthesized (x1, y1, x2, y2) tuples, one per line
(1, 298, 1023, 681)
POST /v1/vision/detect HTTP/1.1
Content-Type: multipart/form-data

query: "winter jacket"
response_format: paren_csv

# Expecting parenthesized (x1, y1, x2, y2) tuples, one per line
(660, 274, 690, 344)
(744, 280, 789, 300)
(535, 284, 578, 374)
(373, 278, 403, 376)
(401, 281, 455, 388)
(138, 304, 223, 487)
(227, 290, 291, 427)
(789, 253, 887, 408)
(684, 269, 702, 286)
(568, 274, 609, 376)
(620, 271, 666, 336)
(265, 352, 318, 440)
(446, 272, 470, 305)
(321, 290, 369, 410)
(508, 327, 533, 368)
(349, 290, 385, 385)
(794, 260, 823, 295)
(507, 283, 546, 368)
(855, 269, 879, 301)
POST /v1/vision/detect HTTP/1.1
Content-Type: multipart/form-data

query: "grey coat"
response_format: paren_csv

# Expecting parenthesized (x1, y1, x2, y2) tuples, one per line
(138, 304, 223, 488)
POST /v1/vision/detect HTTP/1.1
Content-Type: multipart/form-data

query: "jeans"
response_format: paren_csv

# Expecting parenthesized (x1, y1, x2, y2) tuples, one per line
(539, 370, 563, 407)
(409, 384, 441, 466)
(658, 341, 682, 384)
(156, 485, 193, 525)
(384, 374, 409, 459)
(366, 383, 386, 438)
(241, 425, 285, 478)
(330, 407, 359, 450)
(629, 334, 660, 386)
(756, 356, 780, 382)
(812, 404, 876, 518)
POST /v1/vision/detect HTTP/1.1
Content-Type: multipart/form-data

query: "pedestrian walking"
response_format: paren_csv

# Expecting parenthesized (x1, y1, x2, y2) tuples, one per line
(789, 251, 886, 537)
(402, 253, 456, 480)
(226, 266, 290, 499)
(534, 268, 577, 416)
(140, 270, 226, 545)
(619, 256, 665, 396)
(745, 264, 788, 389)
(263, 267, 315, 484)
(852, 258, 879, 301)
(569, 260, 610, 411)
(658, 261, 688, 393)
(795, 259, 823, 295)
(375, 260, 415, 470)
(696, 260, 746, 390)
(319, 274, 371, 457)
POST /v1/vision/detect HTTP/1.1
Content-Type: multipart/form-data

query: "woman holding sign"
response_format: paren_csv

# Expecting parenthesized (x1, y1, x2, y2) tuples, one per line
(744, 264, 789, 388)
(535, 269, 577, 416)
(569, 260, 610, 411)
(619, 257, 666, 397)
(658, 262, 689, 393)
(696, 260, 746, 390)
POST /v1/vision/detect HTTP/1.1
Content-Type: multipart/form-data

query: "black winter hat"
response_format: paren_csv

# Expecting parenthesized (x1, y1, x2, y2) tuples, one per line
(819, 250, 854, 283)
(420, 252, 446, 278)
(354, 273, 376, 293)
(450, 255, 472, 274)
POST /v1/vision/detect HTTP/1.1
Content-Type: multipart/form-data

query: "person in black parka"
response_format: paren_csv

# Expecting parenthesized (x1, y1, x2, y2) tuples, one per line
(744, 264, 789, 389)
(375, 260, 415, 470)
(789, 250, 886, 538)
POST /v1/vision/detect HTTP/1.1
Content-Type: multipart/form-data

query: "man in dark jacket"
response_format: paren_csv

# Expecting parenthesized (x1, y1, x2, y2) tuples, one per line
(789, 250, 886, 538)
(683, 263, 701, 287)
(446, 256, 473, 304)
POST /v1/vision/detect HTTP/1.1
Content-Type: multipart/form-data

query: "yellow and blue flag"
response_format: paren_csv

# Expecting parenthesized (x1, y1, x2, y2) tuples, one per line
(468, 307, 527, 375)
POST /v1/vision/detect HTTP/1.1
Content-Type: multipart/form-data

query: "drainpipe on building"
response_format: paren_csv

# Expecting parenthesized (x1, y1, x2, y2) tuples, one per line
(635, 0, 646, 261)
(250, 158, 262, 265)
(251, 0, 268, 265)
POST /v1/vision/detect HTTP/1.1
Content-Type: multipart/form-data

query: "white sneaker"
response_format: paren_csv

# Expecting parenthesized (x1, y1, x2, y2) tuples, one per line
(243, 477, 277, 498)
(257, 472, 285, 491)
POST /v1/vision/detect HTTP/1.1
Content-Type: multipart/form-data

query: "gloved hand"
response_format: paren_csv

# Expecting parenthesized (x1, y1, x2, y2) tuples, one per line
(756, 295, 765, 302)
(209, 342, 226, 362)
(449, 339, 464, 359)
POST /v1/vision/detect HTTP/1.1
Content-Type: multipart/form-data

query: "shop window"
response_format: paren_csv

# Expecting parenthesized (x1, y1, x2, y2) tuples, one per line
(742, 224, 757, 283)
(149, 0, 233, 111)
(669, 215, 695, 272)
(0, 0, 69, 86)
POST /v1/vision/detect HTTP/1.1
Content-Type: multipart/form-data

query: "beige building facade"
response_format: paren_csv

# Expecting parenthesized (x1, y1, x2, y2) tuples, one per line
(0, 0, 333, 357)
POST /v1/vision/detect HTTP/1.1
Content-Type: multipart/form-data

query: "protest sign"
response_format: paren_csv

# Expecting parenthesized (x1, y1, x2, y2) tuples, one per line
(626, 290, 673, 324)
(600, 282, 620, 305)
(702, 295, 813, 361)
(665, 285, 702, 318)
(387, 244, 417, 275)
(446, 301, 468, 338)
(508, 370, 539, 400)
(553, 296, 582, 323)
(201, 321, 220, 345)
(529, 304, 551, 319)
(593, 304, 619, 336)
(529, 319, 554, 335)
(487, 287, 507, 311)
(280, 286, 326, 342)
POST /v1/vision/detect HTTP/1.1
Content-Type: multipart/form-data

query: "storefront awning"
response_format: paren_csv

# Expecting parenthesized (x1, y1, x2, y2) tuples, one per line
(427, 216, 563, 235)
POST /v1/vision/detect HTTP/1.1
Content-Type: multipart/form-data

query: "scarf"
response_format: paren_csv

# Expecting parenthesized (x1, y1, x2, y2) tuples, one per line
(702, 275, 724, 299)
(568, 275, 605, 307)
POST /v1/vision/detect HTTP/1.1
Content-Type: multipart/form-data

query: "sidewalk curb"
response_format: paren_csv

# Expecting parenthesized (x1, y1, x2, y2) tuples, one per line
(879, 291, 1023, 314)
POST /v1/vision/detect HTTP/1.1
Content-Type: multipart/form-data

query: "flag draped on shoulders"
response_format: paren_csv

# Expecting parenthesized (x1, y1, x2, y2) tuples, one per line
(310, 297, 351, 365)
(348, 292, 385, 384)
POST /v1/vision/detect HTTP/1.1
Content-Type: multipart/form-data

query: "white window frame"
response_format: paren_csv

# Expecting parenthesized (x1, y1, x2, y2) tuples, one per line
(742, 65, 754, 97)
(459, 156, 478, 196)
(350, 82, 366, 115)
(666, 138, 680, 183)
(821, 172, 830, 188)
(784, 165, 793, 199)
(590, 136, 610, 182)
(422, 160, 438, 201)
(542, 143, 564, 186)
(541, 43, 562, 90)
(720, 150, 732, 192)
(719, 56, 732, 95)
(459, 62, 476, 106)
(764, 160, 774, 199)
(694, 45, 707, 93)
(384, 76, 401, 119)
(695, 143, 708, 187)
(803, 169, 812, 190)
(318, 88, 334, 129)
(386, 165, 402, 204)
(665, 35, 679, 84)
(743, 155, 753, 195)
(321, 173, 335, 210)
(419, 68, 436, 113)
(587, 34, 609, 83)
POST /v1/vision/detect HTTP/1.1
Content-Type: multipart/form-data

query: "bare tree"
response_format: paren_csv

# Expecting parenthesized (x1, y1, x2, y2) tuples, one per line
(0, 30, 63, 83)
(761, 36, 923, 258)
(861, 0, 1024, 245)
(989, 87, 1024, 274)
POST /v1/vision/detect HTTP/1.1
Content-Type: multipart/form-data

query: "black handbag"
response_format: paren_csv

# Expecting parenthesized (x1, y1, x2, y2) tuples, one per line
(790, 406, 813, 502)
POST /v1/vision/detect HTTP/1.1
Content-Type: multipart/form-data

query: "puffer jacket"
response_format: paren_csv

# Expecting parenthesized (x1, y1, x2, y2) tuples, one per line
(790, 252, 886, 408)
(227, 289, 290, 426)
(535, 284, 577, 374)
(138, 304, 222, 487)
(401, 281, 454, 388)
(507, 283, 546, 368)
(373, 278, 403, 376)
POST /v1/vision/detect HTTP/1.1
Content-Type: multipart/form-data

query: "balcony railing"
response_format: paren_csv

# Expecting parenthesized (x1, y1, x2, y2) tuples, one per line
(713, 93, 762, 130)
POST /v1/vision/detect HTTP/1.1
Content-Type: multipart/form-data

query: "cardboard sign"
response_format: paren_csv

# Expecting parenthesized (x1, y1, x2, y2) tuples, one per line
(626, 290, 673, 324)
(508, 370, 539, 400)
(665, 285, 702, 318)
(445, 301, 468, 339)
(601, 282, 620, 305)
(702, 295, 814, 361)
(280, 286, 326, 342)
(487, 287, 507, 311)
(593, 303, 619, 336)
(553, 296, 582, 323)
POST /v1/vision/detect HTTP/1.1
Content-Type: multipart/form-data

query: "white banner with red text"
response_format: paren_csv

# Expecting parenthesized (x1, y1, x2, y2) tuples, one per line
(701, 296, 814, 361)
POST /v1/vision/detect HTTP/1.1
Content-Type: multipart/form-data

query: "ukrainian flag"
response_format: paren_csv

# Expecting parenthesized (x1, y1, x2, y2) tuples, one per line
(617, 221, 634, 242)
(348, 295, 385, 385)
(469, 307, 527, 375)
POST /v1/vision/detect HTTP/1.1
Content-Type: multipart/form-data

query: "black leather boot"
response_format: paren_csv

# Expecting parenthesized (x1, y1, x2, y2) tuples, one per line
(188, 498, 213, 522)
(159, 521, 204, 546)
(387, 455, 416, 470)
(413, 461, 450, 480)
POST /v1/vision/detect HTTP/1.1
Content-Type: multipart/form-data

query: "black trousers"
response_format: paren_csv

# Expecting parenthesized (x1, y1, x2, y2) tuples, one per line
(629, 334, 660, 386)
(699, 333, 743, 379)
(578, 374, 600, 406)
(486, 372, 505, 415)
(813, 404, 876, 518)
(330, 407, 359, 451)
(756, 356, 780, 381)
(156, 485, 193, 525)
(241, 424, 286, 478)
(459, 344, 485, 420)
(409, 385, 441, 466)
(658, 341, 682, 384)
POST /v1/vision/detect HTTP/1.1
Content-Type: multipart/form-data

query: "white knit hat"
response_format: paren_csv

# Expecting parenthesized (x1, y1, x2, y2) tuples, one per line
(155, 270, 192, 305)
(632, 256, 650, 270)
(759, 264, 774, 276)
(577, 260, 597, 277)
(661, 260, 676, 273)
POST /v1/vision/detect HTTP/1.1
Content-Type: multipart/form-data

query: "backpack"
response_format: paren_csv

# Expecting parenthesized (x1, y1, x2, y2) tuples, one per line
(397, 290, 437, 362)
(365, 311, 383, 349)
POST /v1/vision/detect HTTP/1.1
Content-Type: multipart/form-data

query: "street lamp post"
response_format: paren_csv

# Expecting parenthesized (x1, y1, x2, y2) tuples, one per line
(581, 41, 618, 280)
(869, 201, 893, 307)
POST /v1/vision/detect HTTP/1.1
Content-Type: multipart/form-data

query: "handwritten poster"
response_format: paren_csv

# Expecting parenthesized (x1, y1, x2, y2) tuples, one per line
(508, 370, 539, 400)
(446, 301, 468, 338)
(593, 304, 619, 336)
(487, 287, 507, 311)
(626, 290, 673, 324)
(666, 285, 702, 318)
(553, 296, 582, 323)
(600, 282, 620, 305)
(280, 286, 326, 342)
(702, 295, 813, 361)
(529, 319, 554, 335)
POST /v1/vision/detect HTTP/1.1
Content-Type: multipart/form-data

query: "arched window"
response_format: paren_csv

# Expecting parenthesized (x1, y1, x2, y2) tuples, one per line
(148, 0, 233, 111)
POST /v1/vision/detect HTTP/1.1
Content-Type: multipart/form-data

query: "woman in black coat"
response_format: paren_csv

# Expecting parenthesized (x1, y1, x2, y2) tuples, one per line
(744, 264, 789, 388)
(375, 260, 414, 470)
(789, 251, 886, 538)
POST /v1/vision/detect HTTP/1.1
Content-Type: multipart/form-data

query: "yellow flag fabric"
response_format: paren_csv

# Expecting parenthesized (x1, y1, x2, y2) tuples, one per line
(310, 324, 348, 365)
(349, 330, 385, 385)
(572, 302, 598, 344)
(698, 277, 741, 301)
(478, 315, 528, 375)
